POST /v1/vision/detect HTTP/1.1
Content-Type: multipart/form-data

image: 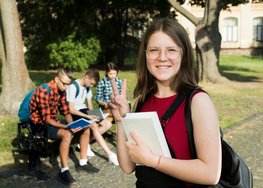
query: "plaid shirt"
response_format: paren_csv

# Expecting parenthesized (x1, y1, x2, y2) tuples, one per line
(30, 80, 70, 125)
(96, 76, 122, 103)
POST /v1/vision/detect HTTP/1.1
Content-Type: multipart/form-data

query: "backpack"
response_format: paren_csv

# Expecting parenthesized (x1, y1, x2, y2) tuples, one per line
(18, 84, 50, 123)
(165, 88, 253, 188)
(72, 80, 90, 98)
(183, 88, 253, 188)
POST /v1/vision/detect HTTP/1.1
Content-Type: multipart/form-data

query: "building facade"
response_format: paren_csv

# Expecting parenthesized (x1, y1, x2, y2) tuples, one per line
(176, 1, 263, 55)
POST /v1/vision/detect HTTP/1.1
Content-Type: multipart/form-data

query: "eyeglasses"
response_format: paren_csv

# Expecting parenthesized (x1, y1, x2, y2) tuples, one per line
(58, 77, 71, 86)
(145, 47, 180, 60)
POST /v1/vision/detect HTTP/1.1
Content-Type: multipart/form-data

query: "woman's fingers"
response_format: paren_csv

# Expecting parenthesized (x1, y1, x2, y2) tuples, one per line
(130, 131, 142, 146)
(121, 79, 127, 96)
(110, 79, 119, 95)
(110, 78, 127, 97)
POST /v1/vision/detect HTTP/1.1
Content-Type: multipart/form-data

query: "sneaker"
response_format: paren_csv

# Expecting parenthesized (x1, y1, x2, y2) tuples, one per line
(59, 170, 76, 184)
(76, 161, 100, 173)
(75, 144, 95, 157)
(108, 153, 119, 166)
(87, 144, 95, 157)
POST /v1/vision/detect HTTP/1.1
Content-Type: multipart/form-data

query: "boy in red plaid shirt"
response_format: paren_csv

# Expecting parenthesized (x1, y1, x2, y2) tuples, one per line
(30, 68, 99, 184)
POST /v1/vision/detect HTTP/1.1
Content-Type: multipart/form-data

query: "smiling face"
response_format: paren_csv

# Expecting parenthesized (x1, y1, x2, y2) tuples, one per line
(134, 18, 197, 99)
(146, 31, 182, 86)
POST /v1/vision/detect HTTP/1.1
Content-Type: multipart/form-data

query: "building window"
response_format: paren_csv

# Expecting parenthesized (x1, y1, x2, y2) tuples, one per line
(253, 17, 263, 41)
(223, 18, 238, 42)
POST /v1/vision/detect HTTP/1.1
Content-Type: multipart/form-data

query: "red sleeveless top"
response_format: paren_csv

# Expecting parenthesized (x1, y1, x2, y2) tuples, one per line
(140, 94, 191, 159)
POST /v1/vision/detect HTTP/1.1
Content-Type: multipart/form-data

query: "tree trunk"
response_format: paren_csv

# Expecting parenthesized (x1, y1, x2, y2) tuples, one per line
(168, 0, 229, 83)
(0, 0, 34, 116)
(195, 23, 226, 82)
(195, 0, 227, 83)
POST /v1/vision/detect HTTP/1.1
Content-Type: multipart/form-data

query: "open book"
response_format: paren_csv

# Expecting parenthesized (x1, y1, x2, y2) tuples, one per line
(88, 108, 109, 120)
(121, 112, 171, 158)
(67, 118, 96, 129)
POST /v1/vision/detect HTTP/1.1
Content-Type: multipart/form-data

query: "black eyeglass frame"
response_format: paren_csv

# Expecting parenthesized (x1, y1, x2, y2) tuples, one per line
(58, 77, 71, 86)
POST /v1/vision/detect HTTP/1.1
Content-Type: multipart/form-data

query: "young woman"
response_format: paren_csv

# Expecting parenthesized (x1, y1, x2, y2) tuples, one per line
(96, 62, 122, 111)
(109, 18, 221, 187)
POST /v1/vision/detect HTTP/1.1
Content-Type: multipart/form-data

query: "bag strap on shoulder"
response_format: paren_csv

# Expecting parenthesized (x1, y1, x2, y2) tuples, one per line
(184, 88, 199, 158)
(161, 87, 198, 157)
(39, 83, 50, 94)
(161, 89, 192, 126)
(41, 83, 50, 92)
(184, 88, 224, 158)
(72, 80, 90, 99)
(72, 80, 80, 98)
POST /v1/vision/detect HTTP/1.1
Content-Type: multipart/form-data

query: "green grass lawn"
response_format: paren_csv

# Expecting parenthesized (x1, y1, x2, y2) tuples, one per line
(202, 56, 263, 128)
(0, 55, 262, 166)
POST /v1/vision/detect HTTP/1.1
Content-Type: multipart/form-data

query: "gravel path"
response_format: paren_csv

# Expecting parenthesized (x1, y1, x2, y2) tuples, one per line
(0, 113, 262, 188)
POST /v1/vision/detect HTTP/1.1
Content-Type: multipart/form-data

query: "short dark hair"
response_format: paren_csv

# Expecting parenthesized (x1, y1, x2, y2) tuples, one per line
(85, 68, 100, 83)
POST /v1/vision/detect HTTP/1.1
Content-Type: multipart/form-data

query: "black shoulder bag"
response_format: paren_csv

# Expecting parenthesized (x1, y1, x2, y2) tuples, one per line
(163, 88, 253, 188)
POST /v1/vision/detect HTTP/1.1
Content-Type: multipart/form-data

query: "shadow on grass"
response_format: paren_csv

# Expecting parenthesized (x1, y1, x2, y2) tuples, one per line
(220, 65, 261, 82)
(220, 72, 260, 82)
(220, 65, 258, 73)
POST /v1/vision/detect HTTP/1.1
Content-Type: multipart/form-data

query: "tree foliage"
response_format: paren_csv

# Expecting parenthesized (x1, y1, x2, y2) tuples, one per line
(47, 33, 101, 71)
(17, 0, 174, 69)
(17, 0, 249, 80)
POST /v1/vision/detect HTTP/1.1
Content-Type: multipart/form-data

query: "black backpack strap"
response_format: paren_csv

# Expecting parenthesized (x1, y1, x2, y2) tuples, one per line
(184, 88, 199, 158)
(161, 91, 188, 126)
(185, 89, 223, 159)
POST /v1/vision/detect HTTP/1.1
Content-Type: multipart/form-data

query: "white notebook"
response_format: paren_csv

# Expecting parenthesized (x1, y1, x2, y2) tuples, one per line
(121, 112, 171, 158)
(88, 108, 109, 120)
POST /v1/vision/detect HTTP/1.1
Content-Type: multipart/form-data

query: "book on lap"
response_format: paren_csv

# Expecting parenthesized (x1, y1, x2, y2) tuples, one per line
(88, 108, 109, 120)
(67, 118, 96, 129)
(121, 112, 171, 158)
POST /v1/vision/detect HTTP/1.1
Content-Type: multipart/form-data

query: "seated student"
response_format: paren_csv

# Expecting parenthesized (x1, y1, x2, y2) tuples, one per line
(66, 68, 119, 166)
(29, 68, 99, 185)
(96, 62, 122, 114)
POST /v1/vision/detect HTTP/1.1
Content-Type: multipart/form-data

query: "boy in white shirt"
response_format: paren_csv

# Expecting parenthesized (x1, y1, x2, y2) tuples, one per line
(66, 68, 119, 166)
